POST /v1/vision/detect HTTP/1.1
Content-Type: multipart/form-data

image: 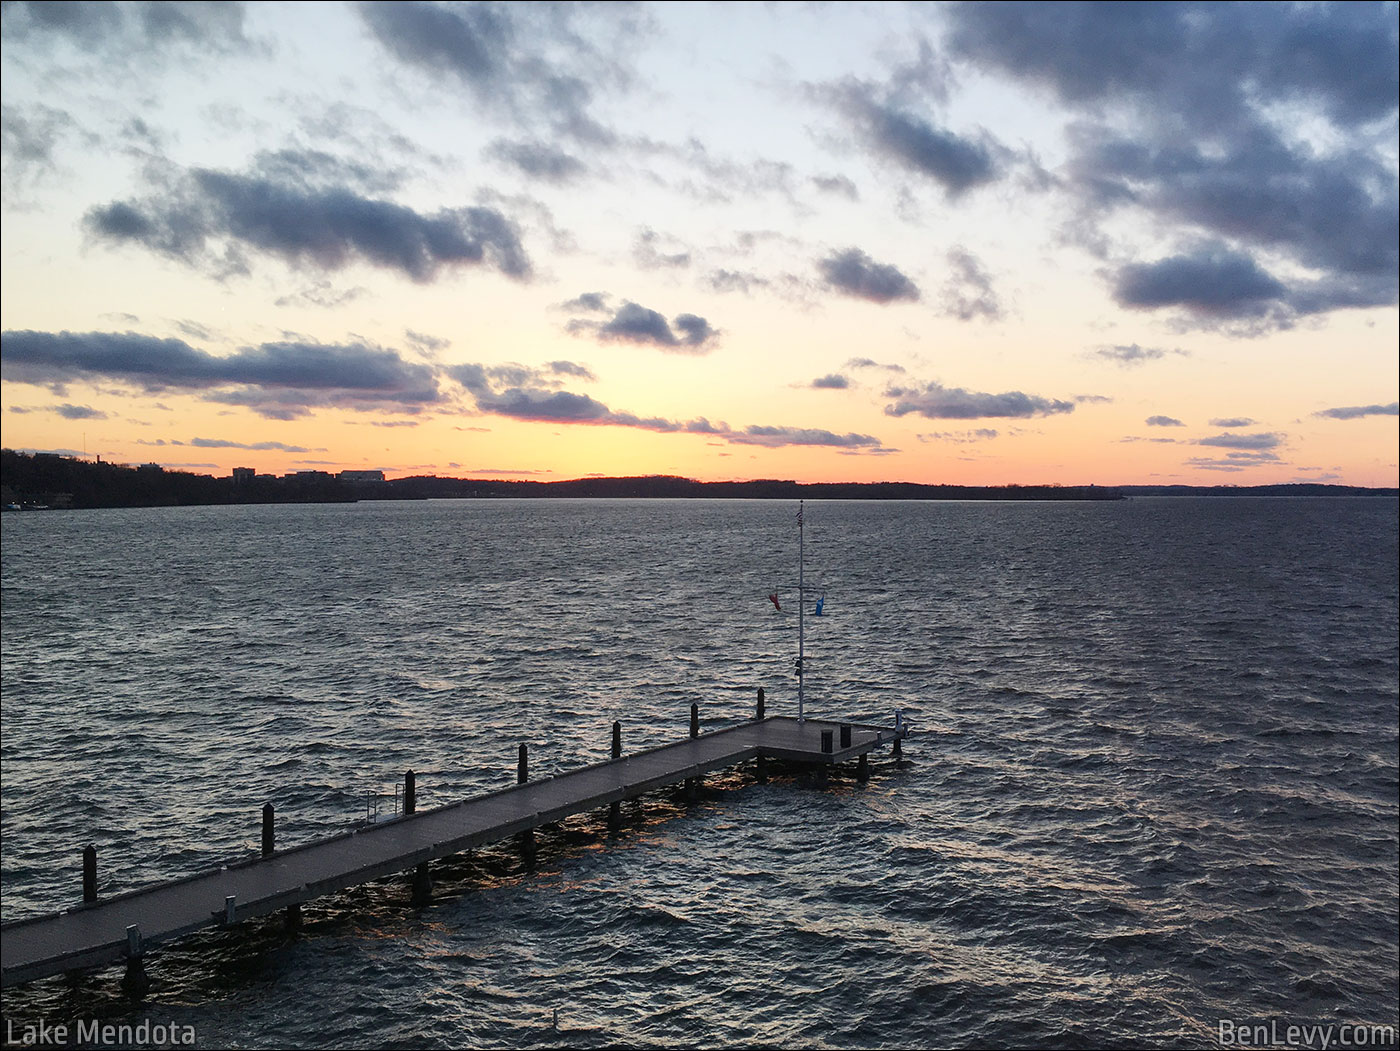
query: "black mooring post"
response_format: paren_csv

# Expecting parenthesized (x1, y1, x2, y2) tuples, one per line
(518, 744, 529, 784)
(83, 845, 97, 904)
(262, 803, 275, 857)
(609, 721, 622, 830)
(840, 724, 852, 749)
(893, 737, 903, 761)
(857, 752, 869, 782)
(755, 687, 765, 721)
(404, 770, 416, 815)
(411, 862, 433, 905)
(690, 703, 699, 739)
(517, 743, 534, 863)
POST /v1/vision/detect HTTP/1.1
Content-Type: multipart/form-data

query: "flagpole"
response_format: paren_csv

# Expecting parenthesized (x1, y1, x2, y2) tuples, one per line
(797, 500, 804, 723)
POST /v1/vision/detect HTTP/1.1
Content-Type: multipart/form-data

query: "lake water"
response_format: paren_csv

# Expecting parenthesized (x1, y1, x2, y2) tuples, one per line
(1, 497, 1397, 1049)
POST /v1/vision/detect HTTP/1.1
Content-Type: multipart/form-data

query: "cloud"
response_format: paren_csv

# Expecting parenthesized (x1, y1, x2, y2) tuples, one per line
(817, 248, 919, 303)
(948, 3, 1398, 328)
(189, 438, 320, 453)
(1113, 244, 1288, 319)
(918, 428, 999, 444)
(847, 357, 906, 373)
(1208, 417, 1255, 428)
(357, 1, 636, 145)
(560, 291, 609, 312)
(812, 174, 858, 199)
(84, 162, 531, 283)
(2, 0, 252, 56)
(1146, 415, 1185, 427)
(449, 361, 887, 451)
(486, 138, 586, 183)
(0, 329, 442, 418)
(1091, 343, 1187, 367)
(568, 301, 717, 353)
(633, 227, 691, 269)
(706, 269, 769, 295)
(1314, 402, 1399, 420)
(1196, 432, 1283, 450)
(9, 402, 109, 420)
(829, 81, 1000, 197)
(811, 374, 849, 390)
(884, 380, 1074, 420)
(941, 246, 1002, 321)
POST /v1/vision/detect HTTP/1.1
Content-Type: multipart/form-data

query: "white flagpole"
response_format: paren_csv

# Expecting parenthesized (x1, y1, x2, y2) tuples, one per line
(797, 500, 804, 723)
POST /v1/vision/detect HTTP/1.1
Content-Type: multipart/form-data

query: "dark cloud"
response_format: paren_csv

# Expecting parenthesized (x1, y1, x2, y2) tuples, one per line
(2, 103, 78, 199)
(811, 374, 849, 390)
(948, 3, 1398, 328)
(568, 301, 717, 353)
(357, 1, 635, 145)
(725, 426, 884, 450)
(918, 428, 999, 444)
(189, 438, 319, 453)
(818, 248, 919, 304)
(1314, 402, 1399, 420)
(8, 403, 108, 420)
(633, 227, 691, 269)
(1091, 343, 1187, 367)
(884, 380, 1074, 420)
(1197, 432, 1282, 450)
(0, 329, 442, 418)
(829, 82, 1000, 197)
(487, 138, 586, 183)
(450, 361, 886, 450)
(1146, 415, 1185, 427)
(1113, 245, 1288, 319)
(846, 357, 906, 373)
(706, 269, 769, 295)
(812, 174, 858, 199)
(1208, 417, 1255, 428)
(405, 329, 451, 355)
(546, 360, 596, 381)
(85, 162, 531, 283)
(2, 0, 251, 55)
(941, 247, 1001, 321)
(560, 291, 609, 312)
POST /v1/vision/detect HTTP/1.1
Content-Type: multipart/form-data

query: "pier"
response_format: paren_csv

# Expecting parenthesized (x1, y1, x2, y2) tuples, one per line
(1, 710, 907, 989)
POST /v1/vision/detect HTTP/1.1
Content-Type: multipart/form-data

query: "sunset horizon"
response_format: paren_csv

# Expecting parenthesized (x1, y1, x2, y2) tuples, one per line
(3, 3, 1397, 488)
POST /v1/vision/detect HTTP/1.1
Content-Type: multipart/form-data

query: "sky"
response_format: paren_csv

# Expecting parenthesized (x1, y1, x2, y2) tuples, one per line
(1, 1, 1397, 487)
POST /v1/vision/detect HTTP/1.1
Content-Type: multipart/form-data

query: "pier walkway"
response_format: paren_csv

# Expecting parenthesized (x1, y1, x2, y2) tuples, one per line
(1, 715, 904, 989)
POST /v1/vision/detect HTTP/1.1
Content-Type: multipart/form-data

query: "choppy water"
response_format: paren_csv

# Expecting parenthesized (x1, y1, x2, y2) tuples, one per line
(2, 497, 1397, 1049)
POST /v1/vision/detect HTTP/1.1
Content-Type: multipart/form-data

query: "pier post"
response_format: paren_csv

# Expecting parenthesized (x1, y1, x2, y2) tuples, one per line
(518, 744, 535, 866)
(121, 925, 148, 998)
(286, 903, 302, 931)
(686, 704, 700, 800)
(756, 753, 767, 782)
(225, 895, 237, 924)
(609, 722, 622, 831)
(404, 770, 416, 815)
(893, 738, 903, 761)
(840, 724, 852, 749)
(411, 862, 433, 905)
(262, 803, 275, 857)
(755, 687, 765, 720)
(857, 752, 869, 783)
(83, 845, 97, 904)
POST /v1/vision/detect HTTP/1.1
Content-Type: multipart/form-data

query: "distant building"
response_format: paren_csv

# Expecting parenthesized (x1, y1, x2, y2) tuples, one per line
(138, 462, 163, 473)
(337, 470, 385, 483)
(286, 470, 333, 482)
(231, 467, 255, 484)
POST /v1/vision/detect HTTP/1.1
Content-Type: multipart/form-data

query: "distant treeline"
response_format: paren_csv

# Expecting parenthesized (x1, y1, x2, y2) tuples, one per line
(1, 449, 1394, 510)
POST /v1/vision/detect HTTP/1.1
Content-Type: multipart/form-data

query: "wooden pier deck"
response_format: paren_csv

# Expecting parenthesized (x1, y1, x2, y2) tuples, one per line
(1, 715, 904, 989)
